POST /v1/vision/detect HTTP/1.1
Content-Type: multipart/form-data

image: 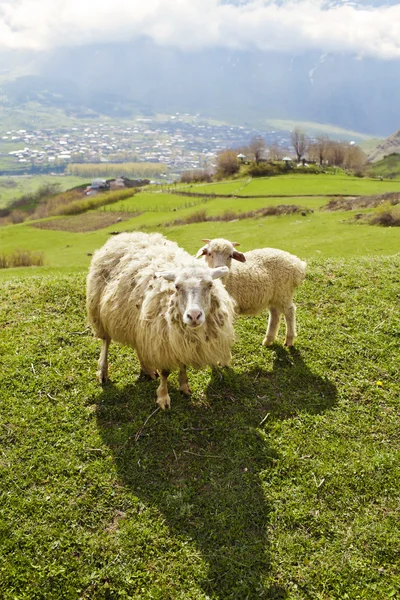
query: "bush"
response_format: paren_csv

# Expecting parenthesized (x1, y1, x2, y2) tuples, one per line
(50, 188, 138, 216)
(0, 250, 45, 268)
(369, 201, 400, 227)
(180, 170, 213, 184)
(247, 163, 279, 177)
(215, 150, 240, 179)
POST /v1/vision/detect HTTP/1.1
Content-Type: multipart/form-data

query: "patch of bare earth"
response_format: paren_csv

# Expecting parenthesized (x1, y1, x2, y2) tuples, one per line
(323, 192, 400, 211)
(30, 211, 140, 232)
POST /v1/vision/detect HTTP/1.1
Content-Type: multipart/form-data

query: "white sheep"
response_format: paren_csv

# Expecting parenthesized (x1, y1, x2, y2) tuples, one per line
(196, 238, 306, 347)
(87, 232, 236, 409)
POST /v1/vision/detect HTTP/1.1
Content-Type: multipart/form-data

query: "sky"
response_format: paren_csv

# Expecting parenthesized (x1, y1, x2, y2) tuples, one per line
(1, 0, 400, 60)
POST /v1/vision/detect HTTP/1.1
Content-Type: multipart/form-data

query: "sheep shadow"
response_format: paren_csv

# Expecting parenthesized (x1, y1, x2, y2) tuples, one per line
(95, 346, 336, 599)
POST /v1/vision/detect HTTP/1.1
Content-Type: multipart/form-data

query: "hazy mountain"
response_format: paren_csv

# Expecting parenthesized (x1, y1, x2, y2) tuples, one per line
(1, 1, 400, 137)
(368, 129, 400, 162)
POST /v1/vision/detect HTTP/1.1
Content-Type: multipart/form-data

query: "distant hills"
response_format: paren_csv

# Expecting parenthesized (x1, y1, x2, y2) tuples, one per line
(1, 37, 400, 137)
(368, 129, 400, 163)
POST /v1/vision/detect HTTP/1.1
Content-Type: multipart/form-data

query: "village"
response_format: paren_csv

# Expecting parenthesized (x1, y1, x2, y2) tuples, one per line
(0, 114, 291, 176)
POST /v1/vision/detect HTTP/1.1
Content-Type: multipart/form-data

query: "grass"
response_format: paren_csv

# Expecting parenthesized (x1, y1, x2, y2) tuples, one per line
(184, 175, 400, 197)
(1, 205, 400, 275)
(368, 154, 400, 179)
(0, 256, 399, 598)
(0, 175, 88, 209)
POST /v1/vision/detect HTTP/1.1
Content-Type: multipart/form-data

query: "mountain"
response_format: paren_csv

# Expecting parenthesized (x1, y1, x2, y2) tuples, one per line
(368, 129, 400, 162)
(1, 1, 400, 137)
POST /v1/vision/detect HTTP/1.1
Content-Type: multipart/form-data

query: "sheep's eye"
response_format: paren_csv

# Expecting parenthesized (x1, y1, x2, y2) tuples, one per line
(175, 284, 181, 291)
(207, 282, 213, 290)
(208, 252, 212, 256)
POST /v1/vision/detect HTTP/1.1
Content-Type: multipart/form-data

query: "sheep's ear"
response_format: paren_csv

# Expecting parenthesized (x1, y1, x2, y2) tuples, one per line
(156, 271, 176, 282)
(232, 251, 246, 263)
(232, 242, 240, 247)
(202, 239, 211, 244)
(211, 266, 229, 279)
(195, 245, 208, 258)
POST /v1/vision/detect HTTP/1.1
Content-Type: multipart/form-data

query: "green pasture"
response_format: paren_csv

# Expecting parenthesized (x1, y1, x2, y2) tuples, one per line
(1, 257, 399, 598)
(185, 174, 400, 197)
(175, 180, 250, 196)
(0, 175, 88, 209)
(368, 154, 400, 179)
(104, 192, 209, 213)
(1, 208, 400, 280)
(105, 192, 326, 218)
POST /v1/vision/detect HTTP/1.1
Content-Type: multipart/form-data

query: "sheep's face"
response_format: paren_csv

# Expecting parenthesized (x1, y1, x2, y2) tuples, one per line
(196, 239, 246, 269)
(158, 266, 229, 328)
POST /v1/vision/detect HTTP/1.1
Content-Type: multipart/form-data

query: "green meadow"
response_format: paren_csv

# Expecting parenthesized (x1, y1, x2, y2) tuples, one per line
(179, 173, 400, 197)
(1, 173, 399, 598)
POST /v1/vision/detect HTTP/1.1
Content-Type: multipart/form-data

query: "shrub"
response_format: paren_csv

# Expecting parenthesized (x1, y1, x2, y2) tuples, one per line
(180, 170, 213, 184)
(10, 210, 27, 224)
(0, 250, 45, 268)
(369, 201, 400, 227)
(215, 150, 240, 179)
(247, 163, 279, 177)
(165, 204, 311, 226)
(50, 188, 138, 216)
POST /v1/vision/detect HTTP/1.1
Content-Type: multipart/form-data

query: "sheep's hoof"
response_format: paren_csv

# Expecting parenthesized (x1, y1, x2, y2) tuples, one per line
(179, 383, 192, 396)
(262, 337, 275, 346)
(97, 370, 108, 385)
(157, 395, 171, 410)
(284, 338, 295, 347)
(138, 369, 159, 381)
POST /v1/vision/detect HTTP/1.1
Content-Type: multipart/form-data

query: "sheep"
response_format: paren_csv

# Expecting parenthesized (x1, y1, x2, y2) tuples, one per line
(86, 232, 236, 409)
(196, 238, 306, 347)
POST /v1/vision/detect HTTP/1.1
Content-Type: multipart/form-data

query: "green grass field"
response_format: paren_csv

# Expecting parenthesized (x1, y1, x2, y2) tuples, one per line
(1, 257, 399, 599)
(183, 174, 400, 197)
(368, 154, 400, 179)
(1, 172, 400, 598)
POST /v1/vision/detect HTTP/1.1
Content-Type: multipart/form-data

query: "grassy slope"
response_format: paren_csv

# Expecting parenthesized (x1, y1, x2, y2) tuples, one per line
(181, 175, 400, 197)
(1, 203, 399, 278)
(0, 257, 399, 599)
(368, 155, 400, 179)
(0, 175, 88, 209)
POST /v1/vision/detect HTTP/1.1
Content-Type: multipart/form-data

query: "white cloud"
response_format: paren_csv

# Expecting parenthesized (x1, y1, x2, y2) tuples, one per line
(1, 0, 400, 59)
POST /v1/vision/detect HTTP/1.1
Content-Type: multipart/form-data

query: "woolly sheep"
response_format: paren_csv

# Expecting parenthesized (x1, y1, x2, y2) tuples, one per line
(87, 232, 236, 409)
(196, 238, 306, 347)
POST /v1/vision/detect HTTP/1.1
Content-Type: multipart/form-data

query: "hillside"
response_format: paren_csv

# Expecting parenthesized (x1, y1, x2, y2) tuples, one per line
(368, 129, 400, 163)
(1, 169, 400, 598)
(368, 153, 400, 179)
(1, 173, 400, 275)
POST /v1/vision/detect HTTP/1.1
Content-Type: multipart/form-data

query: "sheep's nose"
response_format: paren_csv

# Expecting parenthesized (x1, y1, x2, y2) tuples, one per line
(186, 309, 203, 324)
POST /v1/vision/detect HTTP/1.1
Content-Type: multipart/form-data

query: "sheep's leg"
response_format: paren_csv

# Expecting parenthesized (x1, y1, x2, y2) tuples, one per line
(97, 338, 110, 385)
(138, 359, 158, 381)
(284, 303, 297, 347)
(262, 308, 282, 346)
(156, 370, 171, 410)
(178, 365, 192, 396)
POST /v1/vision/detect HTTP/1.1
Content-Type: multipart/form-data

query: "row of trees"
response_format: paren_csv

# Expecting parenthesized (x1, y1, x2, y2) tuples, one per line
(214, 129, 367, 178)
(66, 162, 168, 178)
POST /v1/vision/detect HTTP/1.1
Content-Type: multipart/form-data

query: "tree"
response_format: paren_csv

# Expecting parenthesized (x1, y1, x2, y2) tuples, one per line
(291, 128, 309, 162)
(326, 140, 347, 167)
(308, 135, 330, 166)
(247, 135, 267, 164)
(268, 143, 284, 161)
(215, 149, 240, 179)
(343, 144, 367, 170)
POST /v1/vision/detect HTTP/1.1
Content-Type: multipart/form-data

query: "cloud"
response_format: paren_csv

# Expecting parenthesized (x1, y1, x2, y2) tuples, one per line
(1, 0, 400, 60)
